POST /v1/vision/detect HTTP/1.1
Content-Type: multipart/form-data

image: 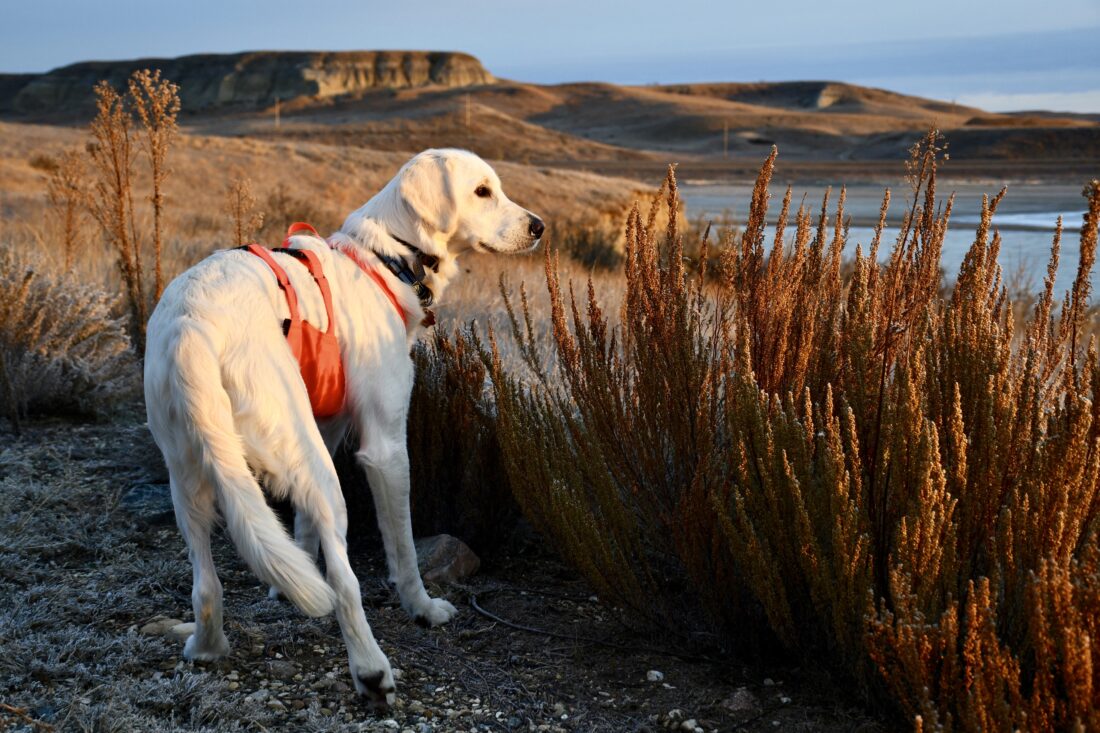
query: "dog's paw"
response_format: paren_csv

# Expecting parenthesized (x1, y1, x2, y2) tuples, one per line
(352, 664, 396, 707)
(412, 597, 458, 628)
(182, 631, 230, 662)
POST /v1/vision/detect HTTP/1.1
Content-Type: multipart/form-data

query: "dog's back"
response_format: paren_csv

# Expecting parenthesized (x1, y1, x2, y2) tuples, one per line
(144, 250, 336, 618)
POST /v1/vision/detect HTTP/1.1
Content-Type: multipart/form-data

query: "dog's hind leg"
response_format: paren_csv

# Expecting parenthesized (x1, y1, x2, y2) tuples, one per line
(357, 401, 457, 628)
(271, 412, 395, 704)
(168, 466, 230, 661)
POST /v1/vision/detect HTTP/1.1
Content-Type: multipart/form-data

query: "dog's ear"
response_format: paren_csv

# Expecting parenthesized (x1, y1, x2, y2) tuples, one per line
(397, 153, 456, 238)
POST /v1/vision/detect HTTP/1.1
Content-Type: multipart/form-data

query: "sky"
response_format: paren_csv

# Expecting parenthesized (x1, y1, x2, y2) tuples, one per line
(2, 0, 1098, 112)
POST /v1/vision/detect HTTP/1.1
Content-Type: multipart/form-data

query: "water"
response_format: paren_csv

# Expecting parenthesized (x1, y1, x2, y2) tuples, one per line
(680, 181, 1094, 296)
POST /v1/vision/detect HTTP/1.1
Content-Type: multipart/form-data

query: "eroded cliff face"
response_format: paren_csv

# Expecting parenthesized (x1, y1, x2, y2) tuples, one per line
(2, 51, 495, 116)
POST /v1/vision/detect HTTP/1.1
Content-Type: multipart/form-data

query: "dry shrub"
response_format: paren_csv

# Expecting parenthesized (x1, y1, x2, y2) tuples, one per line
(406, 327, 517, 551)
(489, 131, 1100, 729)
(85, 81, 143, 339)
(83, 71, 181, 352)
(259, 183, 329, 240)
(45, 148, 87, 270)
(224, 173, 264, 246)
(488, 171, 732, 629)
(0, 249, 138, 425)
(129, 69, 180, 301)
(336, 327, 517, 554)
(553, 219, 623, 270)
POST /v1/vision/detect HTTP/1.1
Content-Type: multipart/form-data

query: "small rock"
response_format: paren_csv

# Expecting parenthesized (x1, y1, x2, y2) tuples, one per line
(552, 702, 566, 716)
(667, 709, 684, 722)
(680, 720, 698, 732)
(267, 660, 298, 680)
(646, 670, 664, 682)
(139, 616, 183, 636)
(763, 678, 775, 686)
(723, 688, 760, 713)
(246, 689, 271, 702)
(266, 699, 286, 711)
(780, 696, 791, 704)
(415, 534, 481, 584)
(320, 707, 333, 716)
(227, 681, 240, 691)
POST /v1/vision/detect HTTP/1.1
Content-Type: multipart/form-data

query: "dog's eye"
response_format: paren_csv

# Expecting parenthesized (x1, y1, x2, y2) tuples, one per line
(475, 185, 491, 198)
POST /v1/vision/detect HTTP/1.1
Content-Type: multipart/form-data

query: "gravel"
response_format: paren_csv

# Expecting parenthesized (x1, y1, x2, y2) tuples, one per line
(0, 415, 886, 732)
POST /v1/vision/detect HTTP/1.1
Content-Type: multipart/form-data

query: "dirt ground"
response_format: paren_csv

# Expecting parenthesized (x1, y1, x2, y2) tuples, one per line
(0, 413, 886, 732)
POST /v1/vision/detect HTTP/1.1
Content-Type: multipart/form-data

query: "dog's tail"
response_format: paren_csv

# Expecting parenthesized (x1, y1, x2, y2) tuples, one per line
(172, 325, 336, 618)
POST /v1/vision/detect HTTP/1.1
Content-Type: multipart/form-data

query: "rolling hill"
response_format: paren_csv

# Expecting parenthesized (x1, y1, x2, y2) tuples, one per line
(2, 51, 1097, 173)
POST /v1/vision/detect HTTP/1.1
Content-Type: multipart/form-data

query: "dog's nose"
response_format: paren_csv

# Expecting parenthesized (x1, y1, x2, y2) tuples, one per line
(528, 216, 545, 239)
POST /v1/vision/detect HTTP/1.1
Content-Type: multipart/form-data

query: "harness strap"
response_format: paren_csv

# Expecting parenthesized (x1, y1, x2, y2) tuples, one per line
(332, 244, 410, 327)
(273, 247, 337, 335)
(284, 221, 419, 330)
(242, 243, 300, 337)
(286, 221, 320, 238)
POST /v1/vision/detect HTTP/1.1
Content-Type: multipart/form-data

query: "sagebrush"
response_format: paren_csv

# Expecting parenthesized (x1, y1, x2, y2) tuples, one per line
(0, 249, 139, 425)
(488, 132, 1100, 730)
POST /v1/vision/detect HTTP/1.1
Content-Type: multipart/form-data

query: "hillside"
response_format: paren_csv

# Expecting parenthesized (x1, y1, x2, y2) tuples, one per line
(0, 119, 642, 274)
(2, 51, 1098, 169)
(0, 51, 493, 118)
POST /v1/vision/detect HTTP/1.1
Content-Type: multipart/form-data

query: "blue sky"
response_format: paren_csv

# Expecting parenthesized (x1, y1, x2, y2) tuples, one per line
(3, 0, 1098, 111)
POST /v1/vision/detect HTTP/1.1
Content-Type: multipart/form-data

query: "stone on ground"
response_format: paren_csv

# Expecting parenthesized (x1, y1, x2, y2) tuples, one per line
(415, 534, 480, 584)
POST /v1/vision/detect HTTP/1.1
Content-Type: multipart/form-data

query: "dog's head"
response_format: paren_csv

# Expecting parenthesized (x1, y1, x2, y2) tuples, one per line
(348, 149, 545, 260)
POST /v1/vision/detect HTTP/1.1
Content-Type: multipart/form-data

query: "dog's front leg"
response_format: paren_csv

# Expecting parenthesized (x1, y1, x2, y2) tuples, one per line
(357, 412, 457, 627)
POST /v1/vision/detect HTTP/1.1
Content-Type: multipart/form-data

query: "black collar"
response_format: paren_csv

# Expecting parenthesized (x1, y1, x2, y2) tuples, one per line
(377, 234, 440, 307)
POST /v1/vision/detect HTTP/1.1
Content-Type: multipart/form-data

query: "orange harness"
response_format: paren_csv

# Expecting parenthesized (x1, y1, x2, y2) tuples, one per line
(243, 222, 408, 418)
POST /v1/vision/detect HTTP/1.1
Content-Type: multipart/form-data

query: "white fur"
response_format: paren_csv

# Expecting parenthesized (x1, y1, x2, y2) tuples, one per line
(144, 149, 542, 704)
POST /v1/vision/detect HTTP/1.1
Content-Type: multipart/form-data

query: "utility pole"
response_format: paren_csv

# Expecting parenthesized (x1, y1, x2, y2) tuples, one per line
(723, 121, 728, 158)
(275, 96, 281, 129)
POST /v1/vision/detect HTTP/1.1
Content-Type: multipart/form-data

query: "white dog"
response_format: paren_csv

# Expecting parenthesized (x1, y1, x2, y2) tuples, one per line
(144, 149, 544, 704)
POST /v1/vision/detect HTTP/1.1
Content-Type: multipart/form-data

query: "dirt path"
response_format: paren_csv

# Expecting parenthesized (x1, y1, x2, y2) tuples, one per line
(0, 416, 885, 732)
